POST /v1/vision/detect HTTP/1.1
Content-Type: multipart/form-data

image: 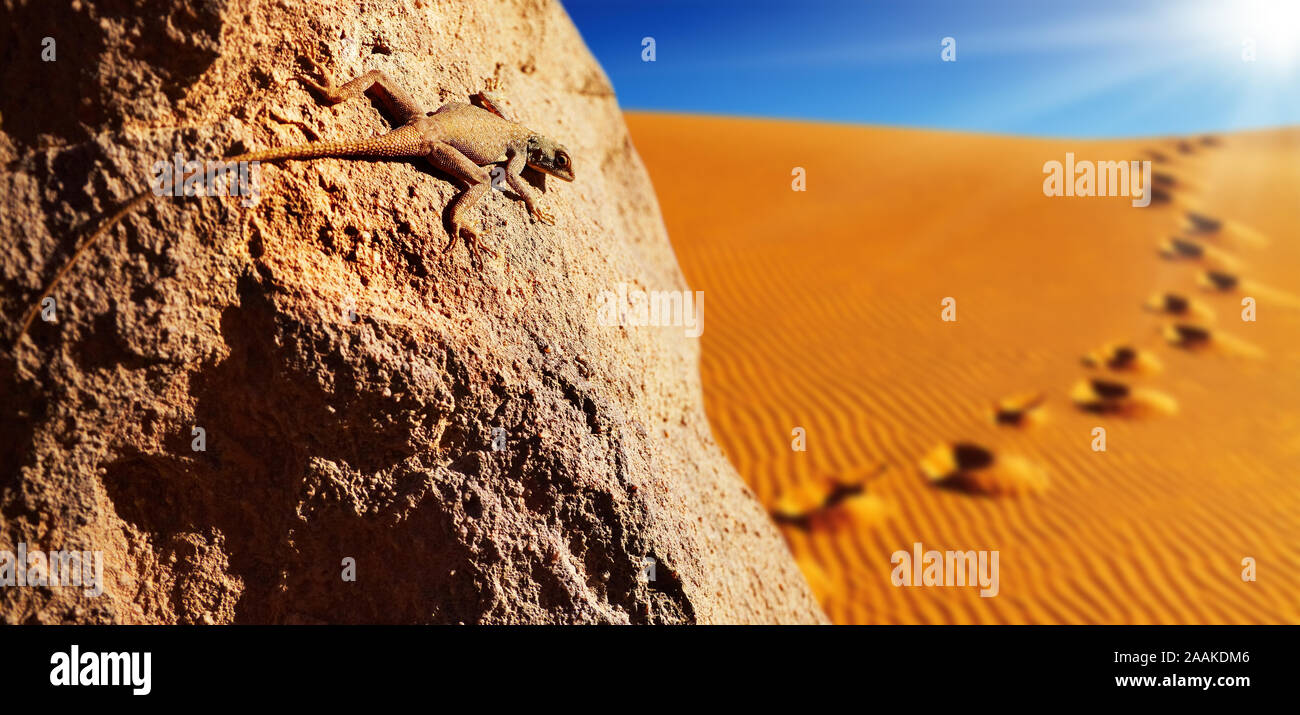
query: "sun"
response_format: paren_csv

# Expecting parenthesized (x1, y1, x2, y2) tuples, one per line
(1180, 0, 1300, 69)
(1235, 0, 1300, 66)
(1216, 0, 1300, 67)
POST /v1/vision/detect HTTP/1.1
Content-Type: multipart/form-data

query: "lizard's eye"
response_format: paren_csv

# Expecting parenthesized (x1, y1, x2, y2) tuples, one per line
(556, 154, 568, 169)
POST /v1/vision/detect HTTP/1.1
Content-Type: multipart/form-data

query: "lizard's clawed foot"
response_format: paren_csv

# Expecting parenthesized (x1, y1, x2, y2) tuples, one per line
(445, 222, 473, 254)
(294, 58, 342, 103)
(530, 205, 555, 226)
(470, 235, 498, 260)
(447, 221, 496, 259)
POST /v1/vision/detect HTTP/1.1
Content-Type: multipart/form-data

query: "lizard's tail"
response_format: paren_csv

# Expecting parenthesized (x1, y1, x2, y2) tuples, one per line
(13, 190, 154, 349)
(226, 125, 427, 163)
(13, 126, 427, 350)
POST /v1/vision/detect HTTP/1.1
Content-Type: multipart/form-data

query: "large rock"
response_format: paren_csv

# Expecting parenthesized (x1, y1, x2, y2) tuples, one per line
(0, 0, 825, 624)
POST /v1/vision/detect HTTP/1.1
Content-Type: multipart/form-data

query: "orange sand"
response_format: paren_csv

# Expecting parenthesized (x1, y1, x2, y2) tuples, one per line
(626, 113, 1300, 624)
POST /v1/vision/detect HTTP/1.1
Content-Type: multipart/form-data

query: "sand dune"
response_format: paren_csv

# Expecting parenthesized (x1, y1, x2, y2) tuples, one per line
(626, 113, 1300, 624)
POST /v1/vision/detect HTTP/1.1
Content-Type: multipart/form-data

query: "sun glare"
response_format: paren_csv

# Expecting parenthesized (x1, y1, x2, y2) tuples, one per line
(1178, 0, 1300, 69)
(1231, 0, 1300, 67)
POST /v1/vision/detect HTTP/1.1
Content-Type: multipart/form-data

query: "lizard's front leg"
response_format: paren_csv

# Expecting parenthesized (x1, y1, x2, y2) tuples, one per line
(504, 149, 555, 225)
(425, 143, 496, 258)
(294, 59, 427, 126)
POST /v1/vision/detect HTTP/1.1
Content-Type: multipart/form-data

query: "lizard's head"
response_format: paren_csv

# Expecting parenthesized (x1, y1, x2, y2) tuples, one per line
(526, 136, 575, 182)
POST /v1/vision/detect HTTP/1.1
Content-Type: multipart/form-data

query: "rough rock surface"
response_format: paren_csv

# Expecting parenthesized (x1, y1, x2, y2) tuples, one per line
(0, 0, 826, 624)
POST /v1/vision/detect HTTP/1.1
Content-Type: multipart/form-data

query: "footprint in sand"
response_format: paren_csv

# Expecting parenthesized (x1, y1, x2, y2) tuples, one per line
(991, 391, 1047, 428)
(1151, 170, 1202, 196)
(919, 443, 1047, 496)
(1157, 236, 1239, 269)
(1149, 186, 1174, 206)
(1178, 209, 1269, 248)
(1195, 269, 1300, 308)
(1145, 292, 1215, 321)
(1070, 377, 1178, 418)
(772, 465, 889, 530)
(1200, 269, 1240, 292)
(1162, 322, 1264, 357)
(1185, 211, 1223, 235)
(1145, 148, 1171, 164)
(1081, 343, 1163, 375)
(1148, 175, 1175, 205)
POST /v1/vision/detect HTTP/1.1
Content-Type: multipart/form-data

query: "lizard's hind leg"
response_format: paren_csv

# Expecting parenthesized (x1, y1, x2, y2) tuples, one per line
(294, 59, 427, 126)
(425, 143, 496, 258)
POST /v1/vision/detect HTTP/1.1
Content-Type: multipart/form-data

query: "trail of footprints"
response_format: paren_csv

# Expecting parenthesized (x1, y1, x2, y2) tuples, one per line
(772, 134, 1290, 531)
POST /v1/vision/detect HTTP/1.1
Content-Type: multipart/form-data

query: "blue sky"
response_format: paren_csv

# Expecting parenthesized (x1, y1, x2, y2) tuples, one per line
(562, 0, 1300, 137)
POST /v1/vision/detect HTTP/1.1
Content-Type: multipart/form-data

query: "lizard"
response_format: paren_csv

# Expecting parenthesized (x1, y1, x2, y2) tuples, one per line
(12, 59, 575, 348)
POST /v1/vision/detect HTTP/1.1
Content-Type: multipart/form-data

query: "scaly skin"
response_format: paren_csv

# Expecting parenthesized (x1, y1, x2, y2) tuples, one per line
(13, 61, 575, 348)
